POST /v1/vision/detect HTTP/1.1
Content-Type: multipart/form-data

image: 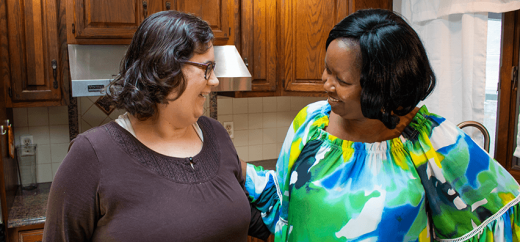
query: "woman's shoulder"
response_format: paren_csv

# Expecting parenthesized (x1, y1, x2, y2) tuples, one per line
(293, 100, 330, 127)
(405, 105, 462, 144)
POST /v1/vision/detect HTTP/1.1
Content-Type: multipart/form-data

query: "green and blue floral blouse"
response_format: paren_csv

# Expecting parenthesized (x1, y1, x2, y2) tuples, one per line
(245, 101, 520, 241)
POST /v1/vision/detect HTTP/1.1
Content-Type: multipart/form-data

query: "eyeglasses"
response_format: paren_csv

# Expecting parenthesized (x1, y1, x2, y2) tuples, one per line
(182, 61, 216, 80)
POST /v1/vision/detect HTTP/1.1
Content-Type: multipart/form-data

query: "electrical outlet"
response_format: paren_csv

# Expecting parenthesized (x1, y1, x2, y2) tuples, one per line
(20, 135, 33, 146)
(223, 122, 234, 138)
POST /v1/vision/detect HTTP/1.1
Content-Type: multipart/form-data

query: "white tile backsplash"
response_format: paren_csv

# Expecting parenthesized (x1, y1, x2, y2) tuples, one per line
(262, 128, 277, 144)
(262, 97, 277, 112)
(248, 113, 263, 129)
(248, 129, 263, 146)
(276, 96, 291, 112)
(36, 144, 51, 165)
(83, 104, 108, 127)
(235, 146, 249, 162)
(262, 112, 277, 128)
(217, 98, 233, 115)
(262, 143, 278, 160)
(51, 143, 69, 164)
(232, 98, 248, 114)
(233, 130, 249, 147)
(80, 97, 94, 116)
(50, 125, 70, 144)
(29, 126, 50, 145)
(13, 108, 28, 127)
(49, 106, 69, 125)
(218, 95, 323, 162)
(248, 145, 263, 161)
(28, 107, 49, 126)
(248, 97, 263, 113)
(233, 114, 249, 130)
(37, 164, 53, 183)
(52, 163, 61, 179)
(14, 104, 71, 183)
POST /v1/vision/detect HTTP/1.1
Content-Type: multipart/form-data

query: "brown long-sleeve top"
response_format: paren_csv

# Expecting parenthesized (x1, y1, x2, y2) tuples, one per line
(43, 116, 270, 242)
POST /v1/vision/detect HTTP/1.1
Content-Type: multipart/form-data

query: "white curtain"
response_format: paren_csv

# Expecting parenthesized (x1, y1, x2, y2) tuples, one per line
(394, 0, 520, 126)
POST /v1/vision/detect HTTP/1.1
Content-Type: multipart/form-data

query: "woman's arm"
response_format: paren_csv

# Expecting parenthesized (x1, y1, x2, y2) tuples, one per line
(43, 135, 100, 242)
(237, 158, 271, 240)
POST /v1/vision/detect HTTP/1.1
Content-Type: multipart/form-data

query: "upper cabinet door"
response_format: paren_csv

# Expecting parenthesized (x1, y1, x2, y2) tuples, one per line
(73, 0, 145, 39)
(7, 0, 61, 102)
(175, 0, 230, 40)
(281, 0, 392, 93)
(281, 0, 348, 92)
(70, 0, 230, 42)
(241, 0, 277, 91)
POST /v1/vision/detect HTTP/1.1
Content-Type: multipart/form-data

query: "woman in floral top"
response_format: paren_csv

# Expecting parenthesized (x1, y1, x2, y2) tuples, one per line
(245, 9, 520, 242)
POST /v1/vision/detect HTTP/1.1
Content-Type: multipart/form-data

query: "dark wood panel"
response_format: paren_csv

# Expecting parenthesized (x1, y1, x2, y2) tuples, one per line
(241, 0, 277, 92)
(349, 0, 393, 14)
(8, 223, 44, 242)
(178, 0, 230, 39)
(282, 0, 347, 92)
(18, 228, 43, 242)
(495, 11, 519, 169)
(73, 0, 142, 39)
(7, 0, 62, 102)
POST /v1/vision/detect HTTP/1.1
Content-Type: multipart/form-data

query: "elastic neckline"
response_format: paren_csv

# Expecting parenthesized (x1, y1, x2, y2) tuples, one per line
(310, 105, 431, 152)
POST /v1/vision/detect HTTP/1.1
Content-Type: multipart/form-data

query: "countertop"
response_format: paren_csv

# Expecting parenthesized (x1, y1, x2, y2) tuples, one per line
(5, 160, 277, 229)
(8, 182, 50, 228)
(249, 159, 276, 170)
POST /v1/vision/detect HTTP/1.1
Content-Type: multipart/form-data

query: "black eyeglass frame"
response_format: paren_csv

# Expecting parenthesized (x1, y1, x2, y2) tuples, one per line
(182, 61, 216, 80)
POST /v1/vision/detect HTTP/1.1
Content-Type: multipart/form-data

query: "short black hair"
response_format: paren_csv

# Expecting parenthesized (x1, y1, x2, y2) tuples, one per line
(107, 11, 214, 120)
(326, 9, 436, 129)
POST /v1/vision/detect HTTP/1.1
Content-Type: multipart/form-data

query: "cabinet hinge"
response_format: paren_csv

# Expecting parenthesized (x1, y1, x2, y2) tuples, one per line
(512, 66, 518, 91)
(8, 87, 12, 98)
(72, 23, 75, 34)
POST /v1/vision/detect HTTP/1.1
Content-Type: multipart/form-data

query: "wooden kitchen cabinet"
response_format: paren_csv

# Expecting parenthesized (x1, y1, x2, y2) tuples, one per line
(67, 0, 233, 45)
(282, 0, 392, 92)
(8, 224, 45, 242)
(18, 228, 43, 242)
(71, 0, 145, 39)
(226, 0, 392, 98)
(4, 0, 70, 107)
(240, 0, 277, 93)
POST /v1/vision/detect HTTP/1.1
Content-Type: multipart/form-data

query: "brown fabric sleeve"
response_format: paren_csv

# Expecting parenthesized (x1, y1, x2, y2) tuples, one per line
(205, 117, 271, 241)
(237, 156, 271, 241)
(43, 134, 101, 242)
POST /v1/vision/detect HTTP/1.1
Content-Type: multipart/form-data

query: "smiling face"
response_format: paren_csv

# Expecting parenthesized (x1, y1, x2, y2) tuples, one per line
(159, 45, 219, 127)
(323, 39, 364, 121)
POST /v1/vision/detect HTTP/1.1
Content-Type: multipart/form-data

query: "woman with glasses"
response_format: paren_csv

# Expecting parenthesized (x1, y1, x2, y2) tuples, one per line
(44, 11, 270, 241)
(245, 9, 520, 241)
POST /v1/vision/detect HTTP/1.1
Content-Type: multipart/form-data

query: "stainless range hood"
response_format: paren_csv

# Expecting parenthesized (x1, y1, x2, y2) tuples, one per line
(68, 44, 252, 97)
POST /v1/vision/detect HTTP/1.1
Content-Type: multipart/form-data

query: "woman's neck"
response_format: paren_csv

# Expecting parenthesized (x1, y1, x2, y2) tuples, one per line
(126, 113, 203, 158)
(326, 107, 419, 143)
(129, 113, 192, 141)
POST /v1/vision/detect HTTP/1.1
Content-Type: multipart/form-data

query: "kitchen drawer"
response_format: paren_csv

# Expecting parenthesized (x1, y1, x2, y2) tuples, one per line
(18, 229, 43, 242)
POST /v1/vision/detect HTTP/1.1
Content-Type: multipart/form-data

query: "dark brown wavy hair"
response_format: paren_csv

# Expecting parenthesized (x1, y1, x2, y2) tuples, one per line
(106, 10, 214, 120)
(326, 9, 436, 129)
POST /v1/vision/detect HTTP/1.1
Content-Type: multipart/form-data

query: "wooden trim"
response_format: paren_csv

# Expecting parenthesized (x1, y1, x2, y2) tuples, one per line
(8, 223, 44, 242)
(495, 11, 520, 169)
(58, 0, 70, 106)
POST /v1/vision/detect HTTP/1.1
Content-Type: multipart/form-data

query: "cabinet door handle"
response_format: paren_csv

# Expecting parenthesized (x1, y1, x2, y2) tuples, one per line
(166, 1, 171, 10)
(0, 120, 9, 135)
(52, 59, 58, 89)
(143, 1, 148, 18)
(243, 58, 249, 68)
